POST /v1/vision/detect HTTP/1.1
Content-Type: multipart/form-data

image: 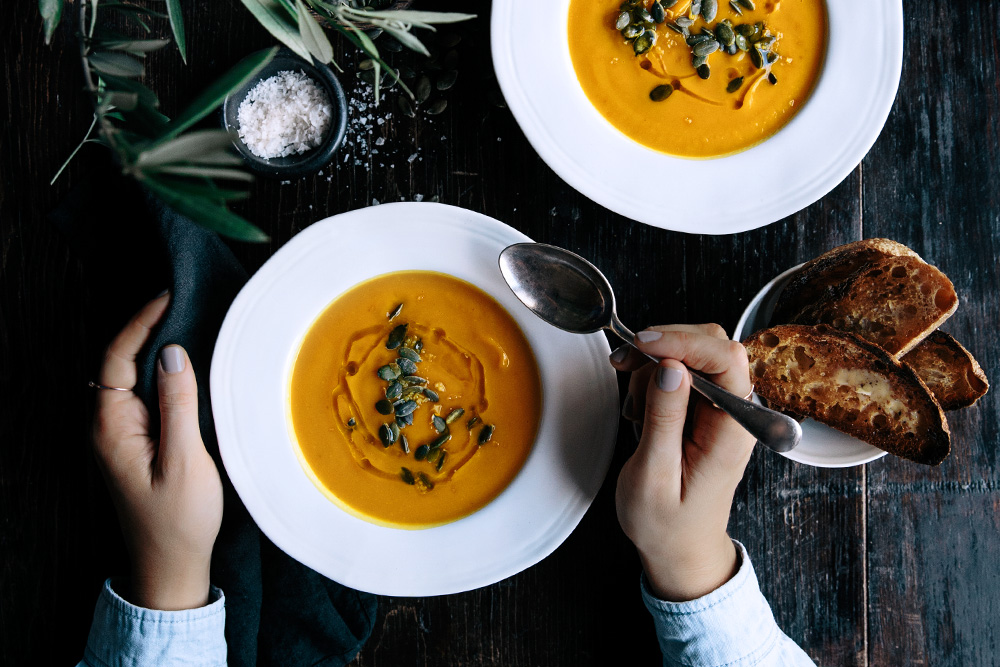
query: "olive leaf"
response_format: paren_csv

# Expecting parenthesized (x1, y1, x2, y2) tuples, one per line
(296, 0, 334, 64)
(152, 46, 277, 146)
(39, 0, 64, 45)
(136, 130, 241, 168)
(345, 9, 476, 24)
(144, 177, 269, 242)
(100, 38, 171, 54)
(89, 51, 145, 78)
(164, 0, 188, 64)
(239, 0, 312, 62)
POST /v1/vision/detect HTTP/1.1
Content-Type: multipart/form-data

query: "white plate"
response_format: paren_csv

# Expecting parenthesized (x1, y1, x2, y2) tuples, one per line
(733, 265, 887, 467)
(491, 0, 903, 234)
(211, 203, 620, 596)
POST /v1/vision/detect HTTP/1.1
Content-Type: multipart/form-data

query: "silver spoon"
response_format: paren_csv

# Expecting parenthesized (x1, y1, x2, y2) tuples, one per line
(498, 242, 800, 453)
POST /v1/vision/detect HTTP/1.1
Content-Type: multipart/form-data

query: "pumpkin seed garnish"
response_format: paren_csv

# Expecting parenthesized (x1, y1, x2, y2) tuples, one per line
(736, 0, 755, 10)
(632, 30, 655, 55)
(375, 399, 394, 415)
(478, 424, 495, 445)
(729, 0, 743, 16)
(347, 417, 356, 428)
(675, 16, 694, 28)
(401, 375, 427, 386)
(386, 324, 407, 350)
(394, 400, 418, 417)
(616, 11, 631, 30)
(693, 54, 708, 68)
(749, 46, 764, 68)
(735, 34, 749, 51)
(388, 303, 403, 320)
(377, 365, 398, 381)
(715, 22, 735, 47)
(397, 357, 418, 375)
(413, 339, 423, 352)
(379, 423, 396, 447)
(423, 388, 440, 402)
(396, 412, 414, 428)
(430, 432, 452, 449)
(623, 23, 644, 39)
(415, 444, 429, 460)
(432, 415, 448, 433)
(400, 467, 415, 485)
(386, 382, 403, 400)
(398, 347, 421, 363)
(666, 22, 686, 34)
(649, 84, 673, 102)
(444, 408, 465, 424)
(400, 434, 410, 454)
(690, 0, 702, 18)
(662, 0, 677, 6)
(416, 472, 434, 490)
(697, 63, 711, 79)
(768, 71, 778, 85)
(436, 450, 447, 472)
(727, 76, 744, 93)
(693, 39, 720, 57)
(651, 1, 666, 24)
(701, 0, 718, 22)
(425, 446, 442, 464)
(467, 416, 480, 429)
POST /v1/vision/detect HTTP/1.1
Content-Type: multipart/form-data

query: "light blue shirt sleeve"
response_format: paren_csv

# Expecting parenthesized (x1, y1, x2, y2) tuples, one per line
(76, 578, 227, 667)
(641, 541, 816, 667)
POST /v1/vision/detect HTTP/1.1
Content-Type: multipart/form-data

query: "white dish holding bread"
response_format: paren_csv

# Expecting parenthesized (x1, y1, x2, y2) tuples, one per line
(734, 265, 889, 468)
(736, 239, 988, 469)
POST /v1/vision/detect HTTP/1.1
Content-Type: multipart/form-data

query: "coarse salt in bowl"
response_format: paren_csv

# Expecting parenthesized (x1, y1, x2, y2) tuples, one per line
(222, 48, 348, 178)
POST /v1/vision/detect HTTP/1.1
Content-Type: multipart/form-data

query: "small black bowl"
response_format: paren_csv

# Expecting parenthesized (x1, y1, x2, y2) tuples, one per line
(222, 48, 348, 179)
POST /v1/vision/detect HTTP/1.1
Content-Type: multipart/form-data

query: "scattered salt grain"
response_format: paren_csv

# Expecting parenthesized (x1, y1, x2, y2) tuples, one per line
(238, 70, 332, 159)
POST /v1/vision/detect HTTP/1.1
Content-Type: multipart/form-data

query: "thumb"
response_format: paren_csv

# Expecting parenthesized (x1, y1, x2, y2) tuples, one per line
(157, 345, 204, 460)
(636, 359, 691, 468)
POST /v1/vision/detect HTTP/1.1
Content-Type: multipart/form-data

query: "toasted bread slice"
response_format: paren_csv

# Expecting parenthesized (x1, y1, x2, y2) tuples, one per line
(744, 324, 951, 465)
(901, 330, 990, 410)
(772, 239, 918, 324)
(786, 255, 957, 356)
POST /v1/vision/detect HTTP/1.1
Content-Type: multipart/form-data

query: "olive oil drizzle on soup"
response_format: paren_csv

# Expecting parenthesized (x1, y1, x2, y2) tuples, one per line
(289, 271, 542, 529)
(568, 0, 827, 158)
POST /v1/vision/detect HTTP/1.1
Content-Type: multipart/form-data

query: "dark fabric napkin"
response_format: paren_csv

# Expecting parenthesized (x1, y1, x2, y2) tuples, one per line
(54, 178, 376, 666)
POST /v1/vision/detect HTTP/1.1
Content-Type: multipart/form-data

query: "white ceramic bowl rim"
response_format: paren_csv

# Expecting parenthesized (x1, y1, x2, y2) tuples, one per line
(491, 0, 904, 234)
(211, 203, 621, 595)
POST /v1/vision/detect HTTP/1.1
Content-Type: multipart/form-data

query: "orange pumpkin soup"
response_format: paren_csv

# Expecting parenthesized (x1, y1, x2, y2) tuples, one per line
(289, 271, 542, 529)
(568, 0, 827, 158)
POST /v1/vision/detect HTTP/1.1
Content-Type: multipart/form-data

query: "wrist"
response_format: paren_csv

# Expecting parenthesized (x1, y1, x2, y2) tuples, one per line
(129, 558, 213, 611)
(639, 534, 739, 602)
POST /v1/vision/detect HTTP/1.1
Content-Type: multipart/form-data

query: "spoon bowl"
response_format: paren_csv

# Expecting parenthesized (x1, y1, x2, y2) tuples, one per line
(499, 242, 801, 454)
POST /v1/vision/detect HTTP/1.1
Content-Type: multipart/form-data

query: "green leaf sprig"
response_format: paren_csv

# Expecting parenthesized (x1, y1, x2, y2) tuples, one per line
(240, 0, 475, 104)
(41, 0, 274, 242)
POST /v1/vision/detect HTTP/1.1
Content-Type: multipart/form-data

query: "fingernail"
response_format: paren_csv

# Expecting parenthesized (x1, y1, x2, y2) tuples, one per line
(655, 365, 684, 392)
(610, 345, 629, 363)
(637, 330, 662, 343)
(160, 345, 185, 374)
(155, 288, 169, 298)
(621, 393, 634, 420)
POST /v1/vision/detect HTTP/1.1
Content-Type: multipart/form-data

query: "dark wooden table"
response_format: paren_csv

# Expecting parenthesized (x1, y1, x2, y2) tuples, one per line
(3, 1, 998, 665)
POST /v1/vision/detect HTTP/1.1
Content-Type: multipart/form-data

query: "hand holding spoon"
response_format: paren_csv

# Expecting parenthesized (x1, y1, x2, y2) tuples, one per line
(498, 243, 800, 453)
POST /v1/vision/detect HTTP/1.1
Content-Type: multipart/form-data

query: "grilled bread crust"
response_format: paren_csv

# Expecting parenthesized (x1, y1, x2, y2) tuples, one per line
(786, 255, 957, 356)
(902, 331, 990, 410)
(744, 325, 951, 465)
(772, 239, 918, 325)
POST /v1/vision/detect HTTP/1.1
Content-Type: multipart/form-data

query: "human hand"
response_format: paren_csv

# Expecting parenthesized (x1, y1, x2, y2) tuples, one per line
(91, 292, 223, 611)
(610, 324, 755, 602)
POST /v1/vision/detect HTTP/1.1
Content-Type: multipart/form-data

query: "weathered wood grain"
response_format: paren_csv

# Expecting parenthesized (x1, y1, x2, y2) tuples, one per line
(3, 0, 999, 665)
(862, 1, 1000, 665)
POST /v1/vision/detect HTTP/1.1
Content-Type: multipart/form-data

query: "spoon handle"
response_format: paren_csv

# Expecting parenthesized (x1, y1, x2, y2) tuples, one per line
(608, 317, 801, 453)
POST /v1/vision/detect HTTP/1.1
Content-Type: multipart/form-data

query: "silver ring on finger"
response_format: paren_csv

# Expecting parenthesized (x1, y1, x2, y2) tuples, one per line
(88, 380, 132, 392)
